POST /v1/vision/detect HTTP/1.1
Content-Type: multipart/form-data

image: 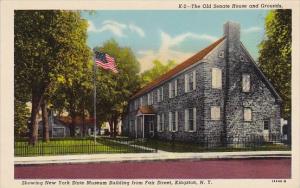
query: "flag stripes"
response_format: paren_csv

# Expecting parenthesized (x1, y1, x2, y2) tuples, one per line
(94, 52, 118, 73)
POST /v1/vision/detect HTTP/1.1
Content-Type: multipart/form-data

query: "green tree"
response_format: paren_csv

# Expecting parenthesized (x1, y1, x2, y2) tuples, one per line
(258, 9, 291, 118)
(15, 10, 90, 145)
(140, 60, 176, 86)
(51, 59, 94, 137)
(94, 40, 140, 137)
(14, 101, 30, 137)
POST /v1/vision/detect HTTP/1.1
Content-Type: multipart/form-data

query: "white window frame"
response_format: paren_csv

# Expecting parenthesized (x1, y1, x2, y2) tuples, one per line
(140, 97, 143, 107)
(161, 113, 165, 131)
(170, 111, 178, 132)
(157, 89, 161, 103)
(161, 87, 164, 101)
(244, 107, 252, 122)
(147, 92, 153, 105)
(157, 114, 161, 132)
(212, 68, 222, 89)
(169, 83, 173, 98)
(174, 79, 178, 97)
(211, 106, 221, 120)
(185, 70, 196, 92)
(242, 74, 251, 92)
(168, 112, 172, 131)
(184, 108, 196, 132)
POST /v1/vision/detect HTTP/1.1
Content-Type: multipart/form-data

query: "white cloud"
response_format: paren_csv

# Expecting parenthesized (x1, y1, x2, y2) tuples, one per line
(129, 23, 145, 37)
(87, 20, 145, 37)
(87, 20, 97, 32)
(242, 26, 262, 34)
(138, 31, 217, 72)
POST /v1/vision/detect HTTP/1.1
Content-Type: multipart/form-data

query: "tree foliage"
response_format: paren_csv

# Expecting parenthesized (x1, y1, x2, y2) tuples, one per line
(140, 60, 176, 86)
(258, 10, 291, 118)
(15, 10, 90, 144)
(14, 101, 30, 137)
(94, 40, 140, 136)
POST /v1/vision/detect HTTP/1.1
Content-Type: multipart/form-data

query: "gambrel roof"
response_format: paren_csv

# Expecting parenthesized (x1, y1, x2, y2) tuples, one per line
(131, 37, 225, 99)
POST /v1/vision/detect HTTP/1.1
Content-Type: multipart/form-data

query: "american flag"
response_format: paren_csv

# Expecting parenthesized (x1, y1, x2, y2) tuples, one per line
(94, 52, 118, 73)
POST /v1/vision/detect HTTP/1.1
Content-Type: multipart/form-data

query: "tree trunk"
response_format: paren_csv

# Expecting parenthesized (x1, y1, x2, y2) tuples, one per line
(109, 119, 114, 137)
(41, 98, 50, 142)
(29, 92, 43, 146)
(81, 103, 85, 137)
(70, 112, 76, 137)
(113, 118, 118, 138)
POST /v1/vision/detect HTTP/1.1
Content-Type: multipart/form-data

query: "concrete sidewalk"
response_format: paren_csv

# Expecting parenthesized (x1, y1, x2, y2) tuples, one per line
(14, 151, 291, 165)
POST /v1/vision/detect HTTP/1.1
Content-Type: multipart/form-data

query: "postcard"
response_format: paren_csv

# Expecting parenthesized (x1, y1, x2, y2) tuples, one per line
(0, 0, 299, 187)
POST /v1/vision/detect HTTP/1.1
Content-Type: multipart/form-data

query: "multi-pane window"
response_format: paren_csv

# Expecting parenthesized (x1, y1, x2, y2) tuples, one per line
(212, 68, 222, 89)
(188, 109, 193, 131)
(244, 107, 252, 122)
(211, 106, 221, 120)
(264, 120, 269, 130)
(157, 89, 161, 102)
(129, 120, 134, 133)
(185, 70, 196, 92)
(242, 74, 251, 92)
(147, 92, 153, 105)
(160, 113, 165, 131)
(169, 80, 177, 98)
(129, 103, 133, 112)
(139, 97, 143, 107)
(134, 100, 138, 110)
(168, 111, 178, 132)
(157, 87, 164, 102)
(157, 114, 165, 132)
(185, 108, 196, 132)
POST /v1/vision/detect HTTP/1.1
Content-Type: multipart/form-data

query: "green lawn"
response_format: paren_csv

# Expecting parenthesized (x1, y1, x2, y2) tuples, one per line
(133, 139, 291, 153)
(14, 137, 153, 157)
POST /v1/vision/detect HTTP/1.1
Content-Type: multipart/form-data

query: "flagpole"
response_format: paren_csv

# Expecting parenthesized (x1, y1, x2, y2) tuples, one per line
(93, 56, 97, 144)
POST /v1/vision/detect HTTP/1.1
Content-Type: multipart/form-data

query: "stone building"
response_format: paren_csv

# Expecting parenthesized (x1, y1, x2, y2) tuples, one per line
(122, 21, 282, 146)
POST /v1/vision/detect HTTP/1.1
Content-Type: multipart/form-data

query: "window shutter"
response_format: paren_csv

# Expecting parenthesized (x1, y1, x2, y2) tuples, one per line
(162, 113, 165, 131)
(157, 89, 160, 102)
(161, 87, 164, 101)
(193, 70, 196, 90)
(174, 80, 178, 96)
(157, 115, 160, 132)
(184, 109, 188, 131)
(169, 83, 172, 98)
(185, 74, 188, 92)
(193, 108, 196, 131)
(169, 112, 172, 131)
(175, 111, 178, 131)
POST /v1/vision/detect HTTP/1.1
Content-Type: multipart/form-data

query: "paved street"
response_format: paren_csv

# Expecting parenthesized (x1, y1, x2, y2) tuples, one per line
(15, 158, 290, 179)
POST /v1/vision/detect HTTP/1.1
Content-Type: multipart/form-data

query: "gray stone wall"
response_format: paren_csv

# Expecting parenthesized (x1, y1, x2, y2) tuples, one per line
(223, 22, 281, 143)
(123, 21, 281, 147)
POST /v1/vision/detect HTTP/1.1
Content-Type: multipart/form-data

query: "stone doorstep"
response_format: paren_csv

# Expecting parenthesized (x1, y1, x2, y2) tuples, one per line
(14, 151, 291, 165)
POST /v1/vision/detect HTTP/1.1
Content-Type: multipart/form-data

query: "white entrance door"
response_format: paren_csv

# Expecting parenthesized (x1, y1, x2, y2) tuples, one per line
(263, 120, 270, 141)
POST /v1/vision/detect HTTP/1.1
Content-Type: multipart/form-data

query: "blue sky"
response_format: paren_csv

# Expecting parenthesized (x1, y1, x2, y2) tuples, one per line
(81, 10, 269, 72)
